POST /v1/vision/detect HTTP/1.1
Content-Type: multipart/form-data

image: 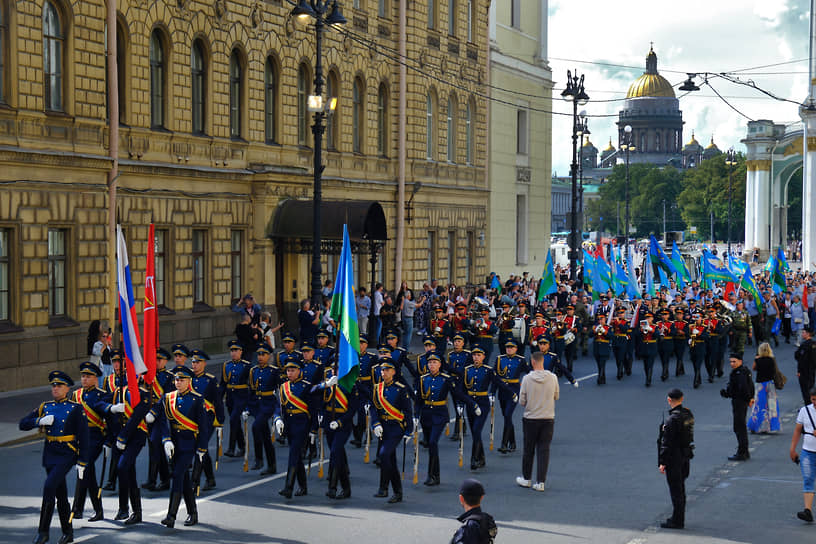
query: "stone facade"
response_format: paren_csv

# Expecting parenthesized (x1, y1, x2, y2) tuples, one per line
(0, 0, 490, 390)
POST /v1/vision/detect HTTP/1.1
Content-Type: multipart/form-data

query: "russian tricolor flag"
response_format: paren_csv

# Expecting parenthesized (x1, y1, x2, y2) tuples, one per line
(117, 225, 146, 404)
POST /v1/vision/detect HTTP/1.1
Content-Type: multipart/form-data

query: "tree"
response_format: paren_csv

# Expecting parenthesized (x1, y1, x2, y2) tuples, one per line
(677, 153, 746, 241)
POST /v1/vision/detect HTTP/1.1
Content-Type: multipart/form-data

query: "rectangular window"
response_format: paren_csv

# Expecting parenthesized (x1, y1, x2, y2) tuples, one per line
(230, 230, 242, 302)
(48, 228, 67, 316)
(353, 0, 361, 8)
(0, 228, 9, 320)
(155, 229, 167, 307)
(511, 0, 521, 29)
(466, 231, 474, 285)
(516, 194, 528, 264)
(428, 0, 436, 29)
(427, 231, 437, 283)
(447, 230, 456, 284)
(516, 109, 528, 155)
(192, 229, 206, 304)
(448, 0, 456, 35)
(467, 0, 473, 42)
(378, 0, 386, 17)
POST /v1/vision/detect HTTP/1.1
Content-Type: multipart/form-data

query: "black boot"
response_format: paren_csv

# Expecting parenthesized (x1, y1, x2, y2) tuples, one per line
(224, 427, 237, 457)
(661, 361, 669, 381)
(56, 495, 72, 544)
(336, 465, 352, 499)
(294, 464, 308, 496)
(424, 454, 440, 486)
(87, 484, 104, 522)
(616, 362, 624, 380)
(103, 451, 119, 491)
(326, 466, 338, 499)
(507, 426, 516, 452)
(202, 456, 216, 491)
(497, 427, 509, 454)
(183, 486, 198, 526)
(373, 468, 389, 497)
(470, 440, 479, 470)
(260, 443, 277, 476)
(142, 453, 158, 491)
(279, 467, 296, 499)
(252, 440, 264, 470)
(693, 370, 701, 389)
(114, 484, 129, 520)
(449, 415, 461, 441)
(160, 492, 182, 528)
(71, 477, 87, 520)
(33, 498, 54, 544)
(477, 441, 487, 467)
(388, 475, 403, 503)
(124, 487, 142, 525)
(645, 366, 653, 387)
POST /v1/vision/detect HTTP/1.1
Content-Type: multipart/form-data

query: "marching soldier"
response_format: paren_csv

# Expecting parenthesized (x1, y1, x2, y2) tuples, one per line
(528, 311, 551, 349)
(657, 309, 676, 382)
(689, 312, 709, 388)
(470, 309, 497, 362)
(416, 353, 477, 485)
(247, 342, 280, 475)
(611, 308, 631, 380)
(534, 336, 577, 385)
(385, 331, 410, 376)
(299, 339, 326, 483)
(314, 329, 336, 365)
(447, 333, 473, 442)
(730, 300, 752, 355)
(70, 362, 111, 522)
(111, 375, 151, 525)
(672, 308, 689, 377)
(142, 348, 174, 492)
(574, 295, 591, 357)
(190, 349, 223, 492)
(497, 302, 516, 356)
(494, 340, 528, 453)
(407, 337, 439, 391)
(451, 302, 472, 348)
(220, 340, 252, 458)
(102, 350, 125, 491)
(20, 371, 89, 544)
(563, 305, 581, 371)
(431, 305, 452, 355)
(636, 312, 659, 387)
(315, 364, 358, 499)
(158, 365, 209, 528)
(592, 310, 613, 385)
(371, 359, 414, 503)
(704, 306, 724, 382)
(276, 332, 303, 379)
(171, 343, 190, 368)
(462, 347, 515, 470)
(351, 335, 376, 447)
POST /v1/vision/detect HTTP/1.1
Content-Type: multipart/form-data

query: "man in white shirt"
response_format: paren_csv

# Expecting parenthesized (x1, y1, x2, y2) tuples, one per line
(790, 387, 816, 523)
(373, 283, 384, 343)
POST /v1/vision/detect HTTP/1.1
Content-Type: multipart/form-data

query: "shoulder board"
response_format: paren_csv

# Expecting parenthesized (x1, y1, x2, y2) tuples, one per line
(301, 379, 313, 385)
(294, 350, 302, 355)
(94, 386, 105, 393)
(420, 372, 430, 378)
(205, 373, 216, 379)
(394, 381, 405, 388)
(68, 399, 80, 406)
(463, 349, 472, 354)
(465, 364, 474, 369)
(440, 372, 451, 378)
(548, 352, 557, 356)
(191, 390, 203, 398)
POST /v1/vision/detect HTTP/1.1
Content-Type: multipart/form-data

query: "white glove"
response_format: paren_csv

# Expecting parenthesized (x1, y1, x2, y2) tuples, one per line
(329, 420, 339, 430)
(116, 440, 126, 451)
(197, 451, 205, 462)
(412, 417, 419, 428)
(145, 412, 155, 424)
(110, 403, 126, 414)
(309, 432, 317, 445)
(324, 375, 339, 388)
(164, 441, 175, 459)
(242, 410, 250, 421)
(488, 395, 495, 406)
(404, 434, 413, 444)
(573, 381, 580, 389)
(275, 419, 285, 435)
(37, 415, 54, 426)
(474, 406, 482, 417)
(373, 424, 383, 438)
(76, 465, 85, 480)
(512, 394, 519, 403)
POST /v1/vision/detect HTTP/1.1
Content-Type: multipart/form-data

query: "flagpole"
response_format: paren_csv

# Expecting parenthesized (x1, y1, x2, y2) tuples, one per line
(107, 0, 119, 345)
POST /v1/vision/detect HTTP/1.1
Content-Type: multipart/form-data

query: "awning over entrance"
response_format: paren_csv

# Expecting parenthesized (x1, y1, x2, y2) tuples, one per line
(269, 199, 387, 254)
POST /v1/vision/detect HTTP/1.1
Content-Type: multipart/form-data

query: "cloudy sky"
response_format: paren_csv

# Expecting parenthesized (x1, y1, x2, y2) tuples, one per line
(547, 0, 811, 176)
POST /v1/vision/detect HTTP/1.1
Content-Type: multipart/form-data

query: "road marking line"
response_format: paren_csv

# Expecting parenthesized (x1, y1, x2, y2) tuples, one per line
(576, 373, 598, 383)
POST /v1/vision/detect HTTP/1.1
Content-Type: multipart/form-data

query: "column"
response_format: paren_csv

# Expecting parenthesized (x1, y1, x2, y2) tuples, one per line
(802, 113, 816, 271)
(753, 165, 771, 252)
(743, 168, 755, 253)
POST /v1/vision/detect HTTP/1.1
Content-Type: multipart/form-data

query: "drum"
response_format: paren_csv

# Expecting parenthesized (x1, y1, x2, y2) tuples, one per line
(511, 317, 527, 344)
(564, 331, 576, 345)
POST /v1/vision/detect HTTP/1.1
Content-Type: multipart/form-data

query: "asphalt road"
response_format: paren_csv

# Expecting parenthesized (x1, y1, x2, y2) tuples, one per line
(1, 339, 813, 544)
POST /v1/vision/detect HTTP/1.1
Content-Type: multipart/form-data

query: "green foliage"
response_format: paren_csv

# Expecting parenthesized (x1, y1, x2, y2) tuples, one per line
(677, 153, 746, 240)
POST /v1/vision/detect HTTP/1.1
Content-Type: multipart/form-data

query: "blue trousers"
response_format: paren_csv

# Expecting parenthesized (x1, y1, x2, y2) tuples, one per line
(253, 402, 275, 463)
(169, 448, 195, 494)
(285, 415, 310, 468)
(326, 427, 351, 471)
(42, 459, 74, 533)
(467, 397, 490, 457)
(117, 432, 146, 510)
(498, 386, 519, 437)
(377, 422, 404, 493)
(226, 391, 249, 450)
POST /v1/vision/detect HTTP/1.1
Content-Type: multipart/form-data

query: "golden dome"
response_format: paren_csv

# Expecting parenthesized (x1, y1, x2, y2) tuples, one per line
(685, 131, 700, 147)
(625, 45, 676, 99)
(604, 138, 616, 152)
(705, 136, 718, 150)
(582, 137, 595, 148)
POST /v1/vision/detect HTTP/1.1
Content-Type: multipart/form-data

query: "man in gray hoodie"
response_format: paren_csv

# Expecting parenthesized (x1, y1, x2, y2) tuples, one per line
(516, 351, 559, 491)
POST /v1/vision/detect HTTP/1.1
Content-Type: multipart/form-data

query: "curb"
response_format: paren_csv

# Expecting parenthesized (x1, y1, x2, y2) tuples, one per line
(0, 431, 40, 448)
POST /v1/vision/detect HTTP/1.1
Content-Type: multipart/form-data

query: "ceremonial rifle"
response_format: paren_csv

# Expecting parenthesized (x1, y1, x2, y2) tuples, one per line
(216, 427, 222, 470)
(488, 395, 495, 451)
(98, 445, 108, 499)
(318, 414, 324, 479)
(242, 417, 249, 472)
(457, 405, 464, 468)
(412, 424, 419, 485)
(363, 403, 371, 463)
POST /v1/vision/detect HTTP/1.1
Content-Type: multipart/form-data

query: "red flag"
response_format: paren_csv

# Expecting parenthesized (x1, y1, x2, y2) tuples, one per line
(143, 223, 157, 384)
(802, 285, 809, 311)
(723, 282, 736, 301)
(594, 244, 605, 263)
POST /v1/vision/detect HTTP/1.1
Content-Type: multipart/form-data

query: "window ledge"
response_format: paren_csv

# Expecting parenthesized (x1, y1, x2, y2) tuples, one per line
(158, 305, 176, 316)
(230, 136, 248, 144)
(0, 320, 23, 334)
(151, 126, 173, 134)
(192, 302, 214, 313)
(48, 316, 80, 329)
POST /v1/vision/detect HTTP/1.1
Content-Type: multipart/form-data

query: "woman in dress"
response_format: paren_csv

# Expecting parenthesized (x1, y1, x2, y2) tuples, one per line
(748, 342, 781, 434)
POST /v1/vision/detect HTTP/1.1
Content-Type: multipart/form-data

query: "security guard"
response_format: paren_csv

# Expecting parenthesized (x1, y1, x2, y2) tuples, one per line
(371, 359, 414, 503)
(247, 342, 280, 475)
(158, 365, 209, 528)
(315, 363, 359, 499)
(314, 329, 336, 365)
(658, 388, 694, 530)
(672, 308, 689, 377)
(352, 335, 376, 447)
(462, 347, 515, 470)
(656, 309, 676, 382)
(142, 348, 174, 493)
(611, 308, 631, 380)
(494, 340, 528, 453)
(416, 353, 477, 485)
(70, 362, 111, 522)
(447, 333, 473, 442)
(592, 310, 613, 385)
(190, 349, 223, 492)
(730, 300, 753, 355)
(20, 371, 90, 544)
(220, 340, 252, 458)
(688, 312, 709, 389)
(636, 312, 659, 387)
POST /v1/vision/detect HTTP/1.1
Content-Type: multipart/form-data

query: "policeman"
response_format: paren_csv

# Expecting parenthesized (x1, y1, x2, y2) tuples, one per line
(247, 342, 280, 475)
(371, 359, 414, 503)
(158, 365, 209, 528)
(462, 347, 515, 470)
(351, 335, 376, 447)
(142, 347, 174, 492)
(470, 309, 497, 362)
(190, 349, 223, 492)
(70, 362, 111, 522)
(672, 308, 689, 377)
(314, 329, 336, 365)
(730, 300, 753, 355)
(274, 360, 321, 498)
(102, 350, 126, 491)
(315, 363, 358, 499)
(415, 353, 477, 485)
(636, 312, 659, 387)
(19, 371, 89, 544)
(658, 388, 694, 530)
(447, 333, 473, 442)
(563, 305, 582, 371)
(220, 340, 252, 458)
(592, 310, 613, 385)
(688, 312, 709, 389)
(656, 309, 676, 382)
(611, 308, 631, 381)
(494, 340, 527, 453)
(451, 478, 498, 544)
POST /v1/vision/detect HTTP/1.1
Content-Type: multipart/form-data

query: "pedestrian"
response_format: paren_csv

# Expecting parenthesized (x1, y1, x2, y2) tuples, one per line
(747, 342, 781, 433)
(720, 352, 755, 461)
(516, 350, 559, 491)
(399, 289, 419, 350)
(356, 287, 371, 340)
(796, 329, 816, 405)
(789, 386, 816, 523)
(451, 478, 498, 544)
(658, 388, 694, 530)
(297, 299, 321, 348)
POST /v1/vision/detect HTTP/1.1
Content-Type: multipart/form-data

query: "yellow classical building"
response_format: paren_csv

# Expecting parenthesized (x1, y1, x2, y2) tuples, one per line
(487, 0, 552, 279)
(0, 0, 491, 390)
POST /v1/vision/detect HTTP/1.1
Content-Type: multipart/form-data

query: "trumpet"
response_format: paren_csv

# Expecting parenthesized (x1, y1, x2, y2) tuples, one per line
(640, 320, 653, 334)
(594, 323, 606, 335)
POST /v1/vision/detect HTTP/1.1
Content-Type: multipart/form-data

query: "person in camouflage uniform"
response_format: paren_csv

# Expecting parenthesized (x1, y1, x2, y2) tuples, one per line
(729, 300, 752, 355)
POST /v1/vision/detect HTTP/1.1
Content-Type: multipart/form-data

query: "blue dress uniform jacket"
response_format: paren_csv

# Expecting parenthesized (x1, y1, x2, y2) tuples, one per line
(417, 371, 475, 467)
(463, 363, 514, 464)
(406, 351, 439, 387)
(493, 354, 527, 447)
(388, 346, 410, 376)
(314, 345, 336, 366)
(301, 358, 326, 385)
(370, 379, 414, 496)
(192, 372, 224, 428)
(447, 349, 473, 379)
(158, 388, 210, 493)
(275, 349, 303, 382)
(249, 362, 280, 467)
(274, 378, 322, 469)
(356, 351, 377, 399)
(220, 358, 252, 442)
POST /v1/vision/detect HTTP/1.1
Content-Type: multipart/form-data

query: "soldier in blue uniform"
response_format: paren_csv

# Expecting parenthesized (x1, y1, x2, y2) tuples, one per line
(274, 332, 302, 447)
(142, 347, 174, 492)
(534, 336, 577, 386)
(591, 310, 614, 385)
(371, 359, 414, 503)
(416, 354, 477, 485)
(314, 329, 336, 366)
(300, 343, 325, 384)
(20, 371, 90, 544)
(494, 339, 528, 454)
(246, 342, 280, 474)
(406, 337, 439, 390)
(102, 350, 126, 491)
(314, 364, 359, 499)
(384, 331, 409, 377)
(274, 360, 321, 498)
(190, 349, 223, 492)
(462, 347, 515, 470)
(220, 340, 252, 458)
(158, 365, 209, 528)
(351, 335, 375, 447)
(171, 343, 190, 368)
(70, 362, 111, 522)
(447, 333, 473, 442)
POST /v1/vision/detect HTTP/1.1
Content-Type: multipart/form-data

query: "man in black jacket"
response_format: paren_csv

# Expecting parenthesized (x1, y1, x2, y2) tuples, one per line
(720, 353, 754, 461)
(796, 329, 816, 405)
(658, 388, 694, 530)
(451, 479, 497, 544)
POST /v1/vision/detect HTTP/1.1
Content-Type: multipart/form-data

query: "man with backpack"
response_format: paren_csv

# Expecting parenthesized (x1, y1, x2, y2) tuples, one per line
(451, 479, 497, 544)
(658, 388, 694, 530)
(720, 353, 755, 461)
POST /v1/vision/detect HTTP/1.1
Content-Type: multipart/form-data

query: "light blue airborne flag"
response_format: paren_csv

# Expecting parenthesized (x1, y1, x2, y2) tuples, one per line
(658, 265, 670, 290)
(538, 251, 557, 300)
(670, 240, 690, 289)
(626, 246, 640, 300)
(649, 235, 677, 277)
(701, 249, 737, 286)
(583, 249, 596, 288)
(615, 261, 629, 296)
(644, 259, 656, 297)
(328, 225, 361, 393)
(776, 247, 791, 272)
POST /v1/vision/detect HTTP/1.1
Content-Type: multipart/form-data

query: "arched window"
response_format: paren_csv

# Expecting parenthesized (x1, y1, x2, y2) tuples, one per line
(447, 94, 457, 162)
(465, 99, 474, 165)
(655, 131, 661, 152)
(229, 49, 243, 138)
(377, 82, 388, 157)
(149, 29, 165, 128)
(326, 71, 339, 150)
(352, 76, 364, 154)
(297, 63, 309, 146)
(43, 1, 64, 111)
(191, 40, 206, 134)
(264, 56, 277, 144)
(426, 90, 436, 160)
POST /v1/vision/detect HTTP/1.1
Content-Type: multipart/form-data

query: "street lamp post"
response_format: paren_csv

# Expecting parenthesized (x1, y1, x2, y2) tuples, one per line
(620, 125, 636, 257)
(577, 110, 589, 231)
(725, 148, 737, 257)
(561, 70, 589, 281)
(291, 0, 346, 309)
